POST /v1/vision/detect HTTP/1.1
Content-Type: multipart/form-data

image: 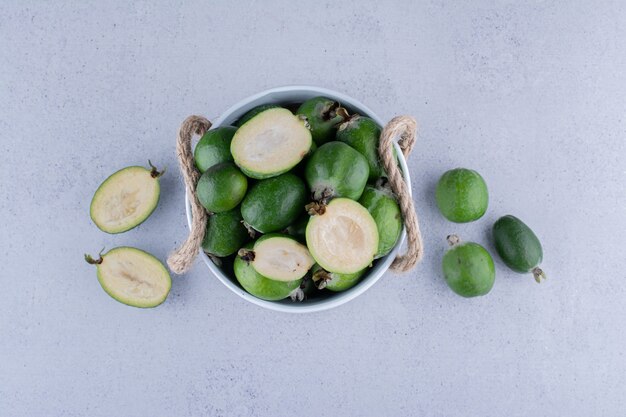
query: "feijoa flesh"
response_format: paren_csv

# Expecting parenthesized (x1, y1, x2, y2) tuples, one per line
(194, 127, 236, 173)
(231, 108, 312, 179)
(297, 96, 348, 145)
(311, 264, 365, 292)
(493, 215, 546, 283)
(359, 185, 402, 258)
(84, 247, 171, 308)
(442, 235, 495, 298)
(436, 168, 488, 223)
(90, 163, 164, 234)
(196, 162, 248, 213)
(241, 173, 307, 233)
(337, 116, 384, 181)
(202, 208, 250, 257)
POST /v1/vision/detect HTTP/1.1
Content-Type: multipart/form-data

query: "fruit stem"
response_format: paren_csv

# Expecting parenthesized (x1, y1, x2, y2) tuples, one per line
(532, 267, 547, 283)
(241, 221, 257, 239)
(84, 248, 105, 265)
(289, 287, 305, 302)
(305, 201, 326, 216)
(335, 106, 350, 122)
(447, 235, 461, 246)
(298, 114, 311, 130)
(148, 160, 166, 178)
(237, 248, 255, 263)
(312, 268, 332, 290)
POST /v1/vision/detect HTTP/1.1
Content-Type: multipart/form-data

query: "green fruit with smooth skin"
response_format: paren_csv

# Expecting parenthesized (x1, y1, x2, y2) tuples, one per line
(336, 116, 384, 181)
(236, 104, 281, 127)
(305, 141, 369, 201)
(435, 168, 488, 223)
(194, 127, 236, 172)
(196, 162, 247, 213)
(311, 264, 365, 292)
(359, 185, 402, 258)
(234, 244, 301, 301)
(285, 214, 309, 242)
(202, 208, 249, 257)
(442, 236, 495, 297)
(84, 247, 171, 308)
(493, 215, 546, 282)
(297, 97, 348, 145)
(241, 173, 307, 233)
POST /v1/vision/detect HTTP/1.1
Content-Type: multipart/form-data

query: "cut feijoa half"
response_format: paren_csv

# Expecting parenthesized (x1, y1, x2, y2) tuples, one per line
(238, 234, 314, 282)
(306, 198, 379, 274)
(90, 163, 164, 234)
(230, 108, 312, 179)
(84, 247, 171, 308)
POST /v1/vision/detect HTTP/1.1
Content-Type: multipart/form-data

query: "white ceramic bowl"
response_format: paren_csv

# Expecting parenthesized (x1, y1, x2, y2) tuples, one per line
(186, 85, 412, 313)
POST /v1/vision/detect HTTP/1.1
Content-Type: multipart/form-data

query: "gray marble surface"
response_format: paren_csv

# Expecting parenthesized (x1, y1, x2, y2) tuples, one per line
(1, 1, 624, 416)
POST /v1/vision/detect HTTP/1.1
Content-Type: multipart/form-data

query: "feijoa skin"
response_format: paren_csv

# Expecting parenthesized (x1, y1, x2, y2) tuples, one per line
(435, 168, 488, 223)
(241, 173, 307, 233)
(311, 264, 365, 292)
(493, 215, 546, 283)
(297, 97, 348, 145)
(359, 185, 402, 258)
(442, 235, 495, 298)
(194, 127, 236, 173)
(196, 162, 247, 213)
(336, 116, 384, 181)
(202, 208, 249, 257)
(236, 104, 281, 127)
(305, 141, 369, 202)
(285, 214, 309, 242)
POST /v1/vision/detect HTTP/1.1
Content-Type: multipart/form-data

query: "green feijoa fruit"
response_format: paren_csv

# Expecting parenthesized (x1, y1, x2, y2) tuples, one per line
(311, 264, 365, 292)
(90, 162, 164, 234)
(202, 208, 250, 257)
(236, 104, 281, 127)
(305, 141, 369, 202)
(194, 126, 237, 173)
(336, 116, 384, 181)
(196, 162, 247, 213)
(306, 198, 379, 274)
(297, 97, 349, 145)
(359, 185, 402, 258)
(442, 235, 495, 298)
(84, 247, 171, 308)
(493, 215, 546, 283)
(238, 234, 314, 282)
(234, 244, 302, 301)
(435, 168, 488, 223)
(241, 173, 307, 233)
(285, 214, 310, 242)
(231, 108, 312, 179)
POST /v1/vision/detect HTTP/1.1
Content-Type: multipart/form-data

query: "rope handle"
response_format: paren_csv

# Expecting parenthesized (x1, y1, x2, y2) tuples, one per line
(167, 114, 423, 274)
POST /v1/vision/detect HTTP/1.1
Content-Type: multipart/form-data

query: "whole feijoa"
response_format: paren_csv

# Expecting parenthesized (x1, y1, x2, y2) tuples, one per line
(359, 185, 402, 258)
(196, 162, 247, 213)
(493, 215, 546, 283)
(202, 208, 250, 257)
(311, 264, 365, 292)
(442, 235, 495, 298)
(194, 126, 237, 173)
(336, 116, 384, 181)
(435, 168, 488, 223)
(297, 97, 348, 145)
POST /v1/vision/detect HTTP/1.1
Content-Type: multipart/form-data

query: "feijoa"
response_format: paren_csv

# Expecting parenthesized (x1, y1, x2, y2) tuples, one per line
(311, 264, 365, 292)
(442, 235, 495, 298)
(84, 247, 171, 308)
(337, 116, 384, 181)
(493, 215, 546, 283)
(90, 162, 164, 234)
(238, 234, 314, 282)
(297, 97, 348, 145)
(306, 198, 379, 274)
(231, 108, 312, 179)
(359, 185, 402, 258)
(194, 126, 236, 172)
(234, 244, 302, 301)
(196, 162, 247, 213)
(435, 168, 488, 223)
(241, 173, 307, 233)
(236, 104, 280, 127)
(202, 208, 249, 257)
(285, 214, 309, 242)
(305, 141, 369, 202)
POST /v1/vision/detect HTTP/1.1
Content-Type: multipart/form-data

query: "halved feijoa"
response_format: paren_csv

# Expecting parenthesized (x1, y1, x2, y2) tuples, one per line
(306, 198, 378, 274)
(238, 234, 314, 282)
(435, 168, 488, 223)
(297, 97, 348, 145)
(311, 264, 365, 292)
(194, 126, 236, 172)
(241, 173, 307, 233)
(442, 235, 495, 298)
(231, 108, 312, 179)
(493, 215, 546, 283)
(234, 244, 302, 301)
(304, 141, 369, 203)
(359, 185, 402, 258)
(235, 104, 281, 127)
(84, 247, 171, 308)
(202, 208, 250, 257)
(196, 162, 247, 213)
(337, 116, 384, 181)
(90, 163, 164, 234)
